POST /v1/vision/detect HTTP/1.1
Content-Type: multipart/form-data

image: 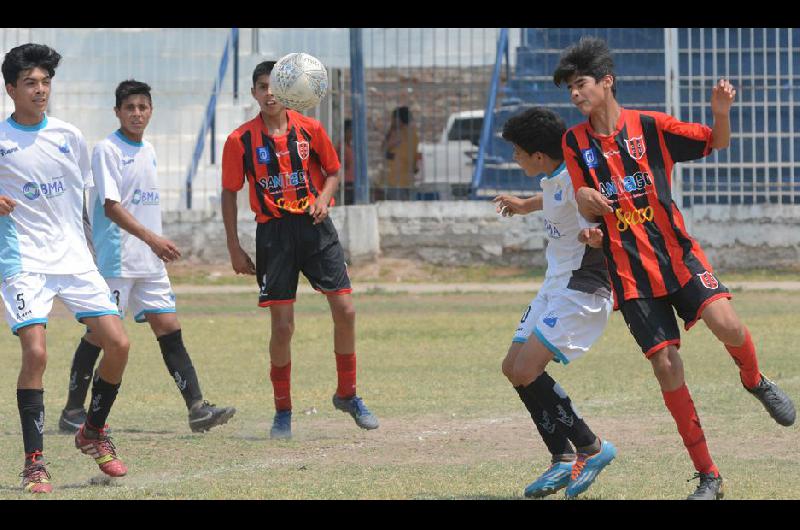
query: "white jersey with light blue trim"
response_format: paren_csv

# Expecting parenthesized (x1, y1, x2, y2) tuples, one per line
(90, 130, 165, 278)
(0, 115, 97, 280)
(539, 163, 611, 297)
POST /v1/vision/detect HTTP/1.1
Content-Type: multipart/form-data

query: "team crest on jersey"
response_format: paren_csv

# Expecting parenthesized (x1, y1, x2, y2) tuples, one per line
(296, 140, 310, 160)
(581, 148, 598, 169)
(698, 271, 719, 289)
(58, 136, 70, 154)
(624, 136, 646, 160)
(554, 188, 563, 202)
(256, 147, 270, 164)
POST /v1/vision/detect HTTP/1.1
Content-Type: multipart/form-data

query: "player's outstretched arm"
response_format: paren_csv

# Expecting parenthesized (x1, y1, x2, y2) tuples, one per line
(575, 187, 613, 220)
(104, 200, 181, 262)
(493, 193, 541, 217)
(710, 78, 735, 149)
(221, 189, 255, 275)
(0, 195, 17, 216)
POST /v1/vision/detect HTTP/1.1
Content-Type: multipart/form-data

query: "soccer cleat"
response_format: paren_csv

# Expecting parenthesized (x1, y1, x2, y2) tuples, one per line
(20, 456, 52, 494)
(188, 401, 237, 433)
(523, 461, 574, 498)
(687, 472, 724, 500)
(75, 424, 127, 477)
(332, 394, 379, 430)
(745, 374, 796, 426)
(58, 407, 87, 433)
(270, 410, 292, 440)
(564, 440, 617, 499)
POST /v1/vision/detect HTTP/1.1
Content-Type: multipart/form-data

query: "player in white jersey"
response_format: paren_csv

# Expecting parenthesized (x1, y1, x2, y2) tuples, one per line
(492, 107, 616, 499)
(1, 43, 129, 494)
(58, 80, 235, 434)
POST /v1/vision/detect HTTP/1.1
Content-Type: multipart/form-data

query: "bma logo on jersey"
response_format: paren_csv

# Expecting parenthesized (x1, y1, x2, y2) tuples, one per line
(23, 178, 64, 200)
(581, 148, 598, 169)
(698, 271, 719, 289)
(256, 147, 270, 164)
(132, 188, 160, 205)
(543, 218, 562, 239)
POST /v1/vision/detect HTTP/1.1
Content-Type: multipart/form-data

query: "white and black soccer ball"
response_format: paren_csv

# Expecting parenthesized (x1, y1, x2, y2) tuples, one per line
(272, 52, 329, 111)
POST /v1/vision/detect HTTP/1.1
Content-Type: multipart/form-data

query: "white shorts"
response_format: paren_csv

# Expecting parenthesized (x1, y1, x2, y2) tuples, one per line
(105, 273, 176, 323)
(1, 270, 120, 335)
(512, 275, 613, 365)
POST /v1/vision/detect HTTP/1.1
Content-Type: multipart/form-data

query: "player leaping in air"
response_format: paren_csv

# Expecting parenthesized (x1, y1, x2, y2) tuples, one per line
(554, 36, 795, 500)
(494, 107, 616, 499)
(221, 60, 378, 440)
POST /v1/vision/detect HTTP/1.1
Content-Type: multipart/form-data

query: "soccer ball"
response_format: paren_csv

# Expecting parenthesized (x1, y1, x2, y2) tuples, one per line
(272, 52, 329, 110)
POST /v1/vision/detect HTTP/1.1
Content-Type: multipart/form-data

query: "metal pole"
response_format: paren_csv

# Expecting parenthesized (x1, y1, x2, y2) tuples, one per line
(233, 27, 239, 102)
(350, 28, 370, 204)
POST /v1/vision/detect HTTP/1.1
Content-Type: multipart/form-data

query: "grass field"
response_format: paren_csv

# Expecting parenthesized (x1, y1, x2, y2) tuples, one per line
(0, 286, 798, 499)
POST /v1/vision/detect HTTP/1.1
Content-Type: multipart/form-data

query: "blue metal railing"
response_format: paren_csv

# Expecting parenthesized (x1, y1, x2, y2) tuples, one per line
(470, 28, 508, 199)
(184, 27, 238, 209)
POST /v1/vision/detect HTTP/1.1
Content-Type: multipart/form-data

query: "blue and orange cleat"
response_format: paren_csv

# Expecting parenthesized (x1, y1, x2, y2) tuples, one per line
(564, 440, 617, 499)
(270, 410, 292, 440)
(524, 460, 574, 498)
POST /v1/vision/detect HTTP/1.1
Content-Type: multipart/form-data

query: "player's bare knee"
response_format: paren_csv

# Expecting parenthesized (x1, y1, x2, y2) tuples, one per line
(272, 320, 295, 341)
(713, 320, 745, 346)
(332, 304, 356, 326)
(21, 346, 47, 374)
(103, 334, 130, 357)
(501, 356, 516, 383)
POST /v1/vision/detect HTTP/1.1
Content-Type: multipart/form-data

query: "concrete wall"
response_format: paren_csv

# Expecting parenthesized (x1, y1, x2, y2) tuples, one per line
(163, 202, 800, 270)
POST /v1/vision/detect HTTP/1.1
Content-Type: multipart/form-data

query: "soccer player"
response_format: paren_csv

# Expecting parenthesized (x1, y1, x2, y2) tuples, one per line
(554, 37, 796, 499)
(57, 80, 236, 434)
(1, 43, 129, 493)
(221, 60, 379, 439)
(494, 107, 616, 499)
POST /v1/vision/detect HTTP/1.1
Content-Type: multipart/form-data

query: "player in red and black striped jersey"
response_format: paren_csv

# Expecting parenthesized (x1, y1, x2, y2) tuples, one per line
(554, 37, 795, 500)
(221, 61, 378, 439)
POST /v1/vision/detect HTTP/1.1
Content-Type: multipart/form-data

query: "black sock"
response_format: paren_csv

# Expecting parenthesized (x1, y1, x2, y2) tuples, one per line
(65, 338, 102, 410)
(157, 329, 203, 410)
(17, 389, 45, 461)
(86, 375, 121, 429)
(514, 385, 575, 458)
(524, 372, 598, 451)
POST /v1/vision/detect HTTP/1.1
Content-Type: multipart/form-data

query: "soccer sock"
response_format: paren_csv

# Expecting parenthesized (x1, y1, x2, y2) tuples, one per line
(724, 328, 761, 389)
(157, 329, 204, 409)
(662, 383, 719, 476)
(65, 338, 102, 410)
(270, 361, 292, 411)
(335, 352, 357, 399)
(524, 372, 599, 453)
(86, 375, 121, 430)
(514, 385, 575, 459)
(17, 389, 45, 463)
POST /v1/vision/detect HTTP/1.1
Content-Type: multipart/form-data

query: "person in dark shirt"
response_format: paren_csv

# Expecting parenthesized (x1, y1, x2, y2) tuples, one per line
(555, 36, 795, 500)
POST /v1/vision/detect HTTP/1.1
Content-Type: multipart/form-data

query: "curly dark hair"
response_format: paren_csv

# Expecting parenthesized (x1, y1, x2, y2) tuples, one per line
(2, 43, 61, 86)
(501, 107, 566, 160)
(552, 36, 616, 96)
(115, 79, 152, 109)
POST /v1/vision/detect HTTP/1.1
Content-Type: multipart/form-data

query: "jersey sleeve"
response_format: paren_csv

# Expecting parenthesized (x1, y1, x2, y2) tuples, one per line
(652, 111, 713, 162)
(76, 130, 94, 189)
(312, 122, 341, 175)
(221, 132, 246, 192)
(91, 142, 122, 203)
(562, 130, 590, 191)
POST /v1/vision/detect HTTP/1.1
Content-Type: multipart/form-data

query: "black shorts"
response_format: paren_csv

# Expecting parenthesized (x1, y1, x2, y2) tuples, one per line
(619, 272, 732, 358)
(255, 215, 351, 307)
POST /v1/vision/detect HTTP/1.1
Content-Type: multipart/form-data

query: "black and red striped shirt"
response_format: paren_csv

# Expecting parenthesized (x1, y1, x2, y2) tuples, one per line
(562, 107, 715, 305)
(222, 110, 340, 223)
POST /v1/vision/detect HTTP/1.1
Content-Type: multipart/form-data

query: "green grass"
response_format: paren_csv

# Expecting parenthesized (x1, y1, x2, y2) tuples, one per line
(0, 290, 798, 499)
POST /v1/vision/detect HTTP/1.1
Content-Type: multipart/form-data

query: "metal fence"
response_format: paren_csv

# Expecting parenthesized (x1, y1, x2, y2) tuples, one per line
(669, 28, 800, 207)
